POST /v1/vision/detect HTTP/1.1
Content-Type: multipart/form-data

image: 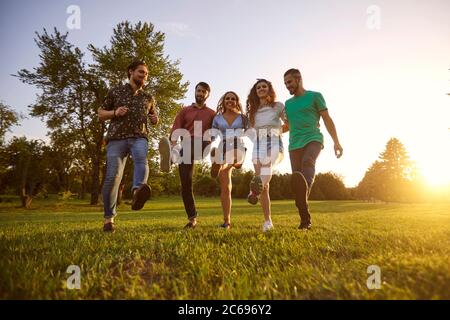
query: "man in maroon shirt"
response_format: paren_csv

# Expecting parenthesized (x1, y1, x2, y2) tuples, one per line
(159, 82, 216, 228)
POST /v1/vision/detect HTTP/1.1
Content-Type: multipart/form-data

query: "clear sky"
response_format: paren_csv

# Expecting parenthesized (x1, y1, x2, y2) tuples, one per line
(1, 0, 449, 187)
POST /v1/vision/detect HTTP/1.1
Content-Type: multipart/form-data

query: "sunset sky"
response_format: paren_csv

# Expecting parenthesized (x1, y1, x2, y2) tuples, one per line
(1, 0, 449, 187)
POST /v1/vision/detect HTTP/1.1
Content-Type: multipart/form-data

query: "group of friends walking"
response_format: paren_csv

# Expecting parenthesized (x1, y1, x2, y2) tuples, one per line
(98, 60, 343, 233)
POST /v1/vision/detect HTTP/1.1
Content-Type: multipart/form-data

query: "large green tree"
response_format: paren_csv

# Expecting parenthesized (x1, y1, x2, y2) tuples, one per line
(16, 21, 188, 204)
(89, 21, 189, 176)
(15, 28, 105, 204)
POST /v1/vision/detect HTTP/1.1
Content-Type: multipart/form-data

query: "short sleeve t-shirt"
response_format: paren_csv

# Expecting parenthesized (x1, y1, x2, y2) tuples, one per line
(284, 91, 327, 151)
(254, 102, 285, 135)
(103, 83, 156, 142)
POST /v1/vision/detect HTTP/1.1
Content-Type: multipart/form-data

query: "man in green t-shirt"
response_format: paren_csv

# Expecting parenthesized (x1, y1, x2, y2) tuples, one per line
(283, 68, 343, 230)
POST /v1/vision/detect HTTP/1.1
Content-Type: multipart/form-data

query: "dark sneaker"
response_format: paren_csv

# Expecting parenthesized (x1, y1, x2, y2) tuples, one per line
(131, 184, 151, 210)
(103, 222, 115, 233)
(219, 222, 231, 229)
(247, 191, 259, 205)
(159, 137, 171, 173)
(233, 163, 243, 169)
(299, 221, 312, 230)
(210, 147, 221, 178)
(250, 176, 263, 195)
(248, 176, 263, 205)
(184, 221, 197, 229)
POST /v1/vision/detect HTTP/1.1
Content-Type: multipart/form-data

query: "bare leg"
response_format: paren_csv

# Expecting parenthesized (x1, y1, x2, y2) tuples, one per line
(253, 163, 273, 222)
(218, 164, 233, 224)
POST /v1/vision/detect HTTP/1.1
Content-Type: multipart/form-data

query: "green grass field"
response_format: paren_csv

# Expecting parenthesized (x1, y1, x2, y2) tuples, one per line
(1, 197, 449, 300)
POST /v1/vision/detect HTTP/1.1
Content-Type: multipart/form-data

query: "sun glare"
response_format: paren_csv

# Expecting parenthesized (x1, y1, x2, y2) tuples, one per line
(420, 163, 450, 188)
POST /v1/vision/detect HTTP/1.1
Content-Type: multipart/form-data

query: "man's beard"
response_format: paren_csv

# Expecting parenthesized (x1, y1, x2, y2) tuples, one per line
(195, 96, 206, 105)
(289, 84, 298, 95)
(133, 78, 144, 87)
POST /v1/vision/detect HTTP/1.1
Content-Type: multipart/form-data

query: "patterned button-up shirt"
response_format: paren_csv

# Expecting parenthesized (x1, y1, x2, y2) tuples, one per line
(102, 83, 157, 141)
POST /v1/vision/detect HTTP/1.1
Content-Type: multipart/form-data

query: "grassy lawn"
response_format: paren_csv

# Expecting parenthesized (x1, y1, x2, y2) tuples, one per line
(0, 196, 449, 299)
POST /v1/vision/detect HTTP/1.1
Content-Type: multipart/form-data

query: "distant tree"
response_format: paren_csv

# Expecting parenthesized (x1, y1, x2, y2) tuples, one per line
(0, 101, 22, 145)
(193, 163, 220, 197)
(231, 170, 254, 198)
(194, 175, 220, 197)
(379, 137, 414, 180)
(310, 172, 349, 200)
(151, 164, 180, 197)
(2, 137, 50, 207)
(267, 173, 294, 200)
(45, 132, 86, 195)
(356, 138, 417, 202)
(0, 102, 23, 189)
(356, 161, 385, 201)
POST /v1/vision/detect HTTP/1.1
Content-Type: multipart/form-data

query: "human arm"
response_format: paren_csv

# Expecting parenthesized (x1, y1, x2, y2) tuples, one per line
(280, 103, 289, 133)
(320, 109, 343, 158)
(169, 108, 184, 146)
(98, 88, 128, 121)
(148, 96, 158, 125)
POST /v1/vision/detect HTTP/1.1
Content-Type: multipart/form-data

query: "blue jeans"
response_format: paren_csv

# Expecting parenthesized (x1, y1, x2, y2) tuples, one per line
(102, 138, 149, 218)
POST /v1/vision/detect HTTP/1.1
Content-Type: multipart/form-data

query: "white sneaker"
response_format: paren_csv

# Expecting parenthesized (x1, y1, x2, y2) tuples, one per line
(171, 144, 182, 164)
(263, 221, 274, 232)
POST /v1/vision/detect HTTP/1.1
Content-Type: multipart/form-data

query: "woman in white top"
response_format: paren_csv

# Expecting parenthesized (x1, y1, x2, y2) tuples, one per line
(246, 79, 288, 232)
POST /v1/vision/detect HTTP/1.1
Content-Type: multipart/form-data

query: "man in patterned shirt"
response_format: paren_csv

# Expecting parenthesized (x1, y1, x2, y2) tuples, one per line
(98, 60, 158, 232)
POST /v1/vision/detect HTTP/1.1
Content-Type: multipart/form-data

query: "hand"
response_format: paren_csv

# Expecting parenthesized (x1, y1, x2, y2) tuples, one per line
(334, 142, 343, 158)
(149, 113, 158, 125)
(115, 106, 128, 117)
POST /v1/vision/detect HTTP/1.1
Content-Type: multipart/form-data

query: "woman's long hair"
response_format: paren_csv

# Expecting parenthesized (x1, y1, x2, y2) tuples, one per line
(216, 91, 243, 114)
(246, 79, 276, 127)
